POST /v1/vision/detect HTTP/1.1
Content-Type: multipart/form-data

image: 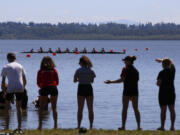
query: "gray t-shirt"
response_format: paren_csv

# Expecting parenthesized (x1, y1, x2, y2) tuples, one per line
(1, 61, 26, 93)
(74, 67, 96, 84)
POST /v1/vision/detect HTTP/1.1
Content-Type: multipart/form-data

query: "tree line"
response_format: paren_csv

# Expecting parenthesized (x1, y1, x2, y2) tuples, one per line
(1, 22, 180, 39)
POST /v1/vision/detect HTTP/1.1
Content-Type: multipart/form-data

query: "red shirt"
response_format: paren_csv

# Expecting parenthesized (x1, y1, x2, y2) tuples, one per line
(37, 68, 59, 88)
(120, 66, 127, 78)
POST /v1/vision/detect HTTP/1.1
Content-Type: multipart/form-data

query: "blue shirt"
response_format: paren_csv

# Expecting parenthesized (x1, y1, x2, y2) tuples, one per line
(74, 67, 96, 84)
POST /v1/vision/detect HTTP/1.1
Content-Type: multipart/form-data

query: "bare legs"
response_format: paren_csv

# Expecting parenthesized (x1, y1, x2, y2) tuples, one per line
(5, 101, 11, 130)
(169, 105, 175, 130)
(38, 95, 58, 130)
(16, 100, 22, 129)
(158, 105, 175, 131)
(119, 96, 129, 130)
(38, 96, 48, 130)
(5, 100, 22, 130)
(86, 96, 94, 129)
(119, 96, 141, 130)
(158, 106, 167, 131)
(131, 96, 141, 130)
(50, 96, 58, 129)
(77, 96, 85, 129)
(77, 96, 94, 129)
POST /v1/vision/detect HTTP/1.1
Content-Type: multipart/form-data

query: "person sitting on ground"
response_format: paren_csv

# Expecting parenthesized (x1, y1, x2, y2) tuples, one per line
(33, 96, 50, 110)
(156, 58, 176, 131)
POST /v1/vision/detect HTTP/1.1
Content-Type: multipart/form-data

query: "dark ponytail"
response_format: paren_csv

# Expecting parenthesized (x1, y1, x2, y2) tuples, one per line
(130, 56, 136, 64)
(131, 56, 136, 61)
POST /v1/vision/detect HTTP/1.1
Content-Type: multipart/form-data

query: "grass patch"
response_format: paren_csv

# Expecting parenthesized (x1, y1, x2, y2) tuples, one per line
(1, 129, 180, 135)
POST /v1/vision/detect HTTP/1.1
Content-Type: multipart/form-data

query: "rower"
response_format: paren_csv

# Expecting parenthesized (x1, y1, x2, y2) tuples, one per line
(56, 48, 61, 53)
(38, 47, 43, 53)
(30, 49, 34, 53)
(73, 48, 78, 53)
(82, 48, 87, 53)
(92, 48, 97, 53)
(64, 48, 70, 53)
(48, 48, 53, 53)
(101, 48, 105, 53)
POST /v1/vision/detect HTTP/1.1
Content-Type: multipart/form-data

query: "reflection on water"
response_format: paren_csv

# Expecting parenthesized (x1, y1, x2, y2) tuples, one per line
(0, 40, 180, 130)
(0, 109, 6, 130)
(22, 110, 28, 121)
(42, 111, 50, 125)
(21, 110, 28, 129)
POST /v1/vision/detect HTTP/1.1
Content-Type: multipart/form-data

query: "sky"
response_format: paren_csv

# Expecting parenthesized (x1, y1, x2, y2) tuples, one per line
(0, 0, 180, 24)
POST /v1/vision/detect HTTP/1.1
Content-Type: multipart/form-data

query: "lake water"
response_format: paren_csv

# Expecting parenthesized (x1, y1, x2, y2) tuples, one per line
(0, 40, 180, 130)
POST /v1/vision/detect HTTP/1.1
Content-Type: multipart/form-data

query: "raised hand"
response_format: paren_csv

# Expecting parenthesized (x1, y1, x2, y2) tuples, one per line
(104, 80, 111, 84)
(155, 58, 163, 63)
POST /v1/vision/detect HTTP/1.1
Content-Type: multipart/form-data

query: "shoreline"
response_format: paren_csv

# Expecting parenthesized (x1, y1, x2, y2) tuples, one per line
(1, 35, 180, 40)
(1, 129, 180, 135)
(1, 39, 180, 40)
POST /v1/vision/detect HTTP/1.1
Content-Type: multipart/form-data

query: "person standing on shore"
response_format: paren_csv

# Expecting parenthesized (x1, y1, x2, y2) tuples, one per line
(105, 56, 141, 130)
(37, 56, 59, 130)
(1, 53, 27, 131)
(156, 58, 176, 131)
(74, 56, 96, 129)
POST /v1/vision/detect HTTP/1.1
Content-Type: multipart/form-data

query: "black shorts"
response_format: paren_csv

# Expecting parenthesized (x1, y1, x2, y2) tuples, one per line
(123, 89, 138, 97)
(6, 92, 24, 101)
(78, 84, 93, 97)
(39, 86, 58, 96)
(159, 93, 176, 106)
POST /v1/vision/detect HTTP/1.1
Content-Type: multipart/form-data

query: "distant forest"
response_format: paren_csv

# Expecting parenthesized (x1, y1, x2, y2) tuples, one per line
(1, 22, 180, 40)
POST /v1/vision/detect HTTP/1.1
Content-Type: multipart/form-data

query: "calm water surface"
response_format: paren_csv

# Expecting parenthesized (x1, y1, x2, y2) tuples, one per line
(0, 40, 180, 130)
